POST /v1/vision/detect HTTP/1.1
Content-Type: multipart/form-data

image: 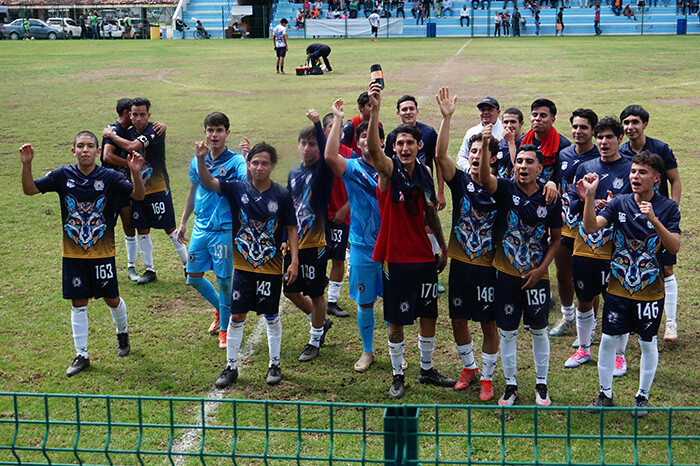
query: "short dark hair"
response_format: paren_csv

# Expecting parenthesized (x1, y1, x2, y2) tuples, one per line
(632, 150, 665, 175)
(570, 108, 598, 129)
(357, 91, 370, 108)
(530, 98, 557, 117)
(322, 113, 334, 129)
(247, 141, 278, 164)
(131, 97, 151, 112)
(594, 116, 624, 138)
(73, 130, 99, 147)
(116, 98, 133, 116)
(467, 133, 499, 157)
(503, 107, 524, 123)
(619, 104, 649, 124)
(298, 126, 317, 142)
(203, 112, 230, 131)
(516, 143, 544, 164)
(280, 18, 288, 25)
(392, 123, 422, 144)
(396, 95, 418, 111)
(356, 121, 384, 141)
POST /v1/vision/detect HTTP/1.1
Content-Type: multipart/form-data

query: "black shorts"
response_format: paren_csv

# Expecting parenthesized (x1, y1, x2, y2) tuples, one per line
(231, 269, 283, 316)
(327, 222, 349, 261)
(275, 46, 287, 57)
(383, 261, 438, 326)
(495, 271, 550, 331)
(283, 246, 328, 298)
(660, 249, 676, 267)
(602, 292, 663, 342)
(448, 260, 496, 322)
(63, 257, 119, 301)
(131, 190, 176, 231)
(572, 255, 610, 303)
(560, 235, 574, 251)
(371, 25, 378, 35)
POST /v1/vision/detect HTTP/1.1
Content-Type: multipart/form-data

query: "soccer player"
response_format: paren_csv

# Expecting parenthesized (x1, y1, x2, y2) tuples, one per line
(20, 132, 145, 376)
(284, 123, 335, 362)
(521, 98, 571, 186)
(582, 151, 680, 416)
(368, 10, 380, 40)
(194, 141, 298, 387)
(479, 129, 562, 407)
(435, 87, 500, 401)
(102, 97, 188, 285)
(272, 18, 288, 74)
(496, 107, 525, 178)
(324, 98, 385, 372)
(564, 117, 632, 369)
(619, 105, 681, 342)
(341, 91, 373, 155)
(367, 81, 455, 399)
(550, 109, 600, 338)
(177, 113, 247, 349)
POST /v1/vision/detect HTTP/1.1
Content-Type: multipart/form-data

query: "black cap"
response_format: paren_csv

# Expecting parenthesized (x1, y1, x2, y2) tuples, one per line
(477, 97, 500, 110)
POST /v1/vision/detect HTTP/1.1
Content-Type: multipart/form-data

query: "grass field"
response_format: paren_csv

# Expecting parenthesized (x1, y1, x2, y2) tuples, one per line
(1, 36, 699, 464)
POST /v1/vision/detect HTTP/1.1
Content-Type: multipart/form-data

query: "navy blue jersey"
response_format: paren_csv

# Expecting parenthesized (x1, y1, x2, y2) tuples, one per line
(127, 122, 168, 195)
(559, 145, 600, 238)
(100, 120, 130, 179)
(384, 122, 438, 172)
(219, 180, 296, 275)
(496, 135, 523, 178)
(600, 193, 680, 301)
(492, 178, 562, 278)
(35, 164, 133, 259)
(619, 137, 678, 198)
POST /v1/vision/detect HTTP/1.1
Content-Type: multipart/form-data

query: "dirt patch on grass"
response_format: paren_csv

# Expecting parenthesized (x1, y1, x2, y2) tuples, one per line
(651, 98, 700, 107)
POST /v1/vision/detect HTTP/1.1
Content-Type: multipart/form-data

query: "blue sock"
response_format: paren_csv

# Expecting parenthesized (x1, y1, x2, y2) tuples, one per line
(217, 277, 232, 332)
(357, 304, 375, 353)
(187, 276, 219, 309)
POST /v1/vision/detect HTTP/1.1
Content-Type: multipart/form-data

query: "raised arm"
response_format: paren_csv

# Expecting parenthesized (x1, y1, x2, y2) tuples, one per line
(367, 81, 393, 182)
(194, 141, 221, 193)
(126, 151, 146, 201)
(580, 173, 609, 234)
(434, 86, 457, 183)
(479, 124, 498, 194)
(324, 99, 349, 177)
(19, 144, 40, 195)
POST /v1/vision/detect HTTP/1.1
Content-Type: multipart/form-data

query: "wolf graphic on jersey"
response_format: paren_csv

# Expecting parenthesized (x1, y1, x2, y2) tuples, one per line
(454, 197, 495, 260)
(64, 194, 107, 251)
(580, 223, 613, 251)
(561, 180, 580, 230)
(610, 229, 660, 295)
(293, 181, 315, 239)
(502, 210, 546, 274)
(140, 161, 153, 182)
(235, 210, 278, 268)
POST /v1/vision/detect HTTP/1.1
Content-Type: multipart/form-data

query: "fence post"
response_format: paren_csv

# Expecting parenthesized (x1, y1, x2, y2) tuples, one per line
(222, 6, 225, 38)
(384, 406, 419, 466)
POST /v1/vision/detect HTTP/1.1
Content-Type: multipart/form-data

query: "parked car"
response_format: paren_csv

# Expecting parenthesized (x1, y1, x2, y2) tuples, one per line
(129, 18, 151, 39)
(0, 18, 64, 40)
(47, 17, 81, 39)
(102, 19, 125, 38)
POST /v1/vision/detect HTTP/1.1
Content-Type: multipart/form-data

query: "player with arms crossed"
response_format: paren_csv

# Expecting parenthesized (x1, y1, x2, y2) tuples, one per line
(20, 132, 145, 376)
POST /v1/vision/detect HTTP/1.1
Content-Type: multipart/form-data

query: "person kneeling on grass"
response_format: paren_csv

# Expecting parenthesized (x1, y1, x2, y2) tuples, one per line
(20, 132, 145, 377)
(195, 141, 299, 387)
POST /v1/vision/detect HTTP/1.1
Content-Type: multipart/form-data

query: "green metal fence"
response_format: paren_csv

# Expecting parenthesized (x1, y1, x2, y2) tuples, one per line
(1, 392, 698, 465)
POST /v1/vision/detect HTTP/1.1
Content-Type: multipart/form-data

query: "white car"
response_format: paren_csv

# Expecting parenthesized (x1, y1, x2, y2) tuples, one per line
(103, 19, 125, 38)
(47, 17, 81, 39)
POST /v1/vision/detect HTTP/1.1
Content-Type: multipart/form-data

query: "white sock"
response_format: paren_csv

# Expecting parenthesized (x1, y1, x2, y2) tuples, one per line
(530, 327, 550, 385)
(138, 234, 155, 272)
(388, 339, 405, 375)
(638, 336, 658, 399)
(499, 329, 518, 386)
(108, 298, 128, 334)
(664, 275, 677, 323)
(308, 324, 323, 348)
(265, 314, 282, 366)
(418, 335, 435, 370)
(456, 342, 478, 369)
(226, 319, 245, 369)
(125, 235, 138, 268)
(598, 333, 619, 398)
(481, 352, 498, 381)
(576, 309, 595, 350)
(616, 332, 629, 356)
(561, 304, 575, 321)
(328, 280, 342, 303)
(168, 230, 188, 266)
(71, 306, 89, 358)
(428, 233, 439, 255)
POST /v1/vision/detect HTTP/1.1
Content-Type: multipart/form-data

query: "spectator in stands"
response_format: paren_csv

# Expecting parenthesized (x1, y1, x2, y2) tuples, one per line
(637, 0, 646, 11)
(503, 10, 511, 35)
(350, 0, 359, 17)
(303, 0, 311, 14)
(412, 0, 420, 16)
(365, 0, 375, 16)
(315, 0, 324, 15)
(555, 6, 564, 35)
(530, 0, 539, 14)
(460, 5, 470, 25)
(442, 0, 454, 15)
(612, 0, 623, 14)
(397, 0, 406, 17)
(175, 17, 187, 39)
(296, 9, 305, 27)
(494, 11, 502, 35)
(594, 5, 602, 33)
(310, 5, 320, 17)
(623, 4, 637, 18)
(513, 7, 521, 35)
(535, 8, 541, 34)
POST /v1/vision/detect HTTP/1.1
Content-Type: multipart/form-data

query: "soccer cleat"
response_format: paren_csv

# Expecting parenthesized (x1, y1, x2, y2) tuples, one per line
(319, 317, 333, 346)
(664, 321, 678, 342)
(298, 344, 320, 362)
(631, 395, 649, 418)
(354, 352, 375, 373)
(266, 364, 282, 385)
(117, 332, 130, 357)
(326, 302, 349, 318)
(137, 270, 157, 285)
(571, 325, 597, 348)
(586, 392, 614, 413)
(419, 367, 457, 387)
(498, 385, 519, 406)
(437, 282, 446, 293)
(479, 380, 494, 401)
(613, 355, 627, 377)
(564, 348, 591, 368)
(549, 317, 575, 337)
(218, 331, 227, 349)
(127, 266, 140, 282)
(535, 383, 552, 406)
(389, 374, 405, 399)
(66, 355, 90, 377)
(454, 367, 479, 390)
(208, 311, 220, 335)
(215, 366, 238, 388)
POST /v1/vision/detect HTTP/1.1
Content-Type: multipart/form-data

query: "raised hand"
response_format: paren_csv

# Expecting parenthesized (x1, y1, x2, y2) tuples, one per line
(19, 144, 34, 165)
(435, 86, 457, 117)
(306, 108, 320, 123)
(195, 140, 209, 159)
(332, 98, 344, 119)
(239, 137, 251, 157)
(127, 151, 145, 172)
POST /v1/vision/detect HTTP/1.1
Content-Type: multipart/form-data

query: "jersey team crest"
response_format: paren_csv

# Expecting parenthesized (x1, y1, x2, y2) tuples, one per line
(612, 178, 623, 189)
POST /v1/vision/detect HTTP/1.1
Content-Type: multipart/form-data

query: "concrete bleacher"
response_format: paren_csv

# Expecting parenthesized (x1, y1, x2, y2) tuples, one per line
(177, 0, 232, 38)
